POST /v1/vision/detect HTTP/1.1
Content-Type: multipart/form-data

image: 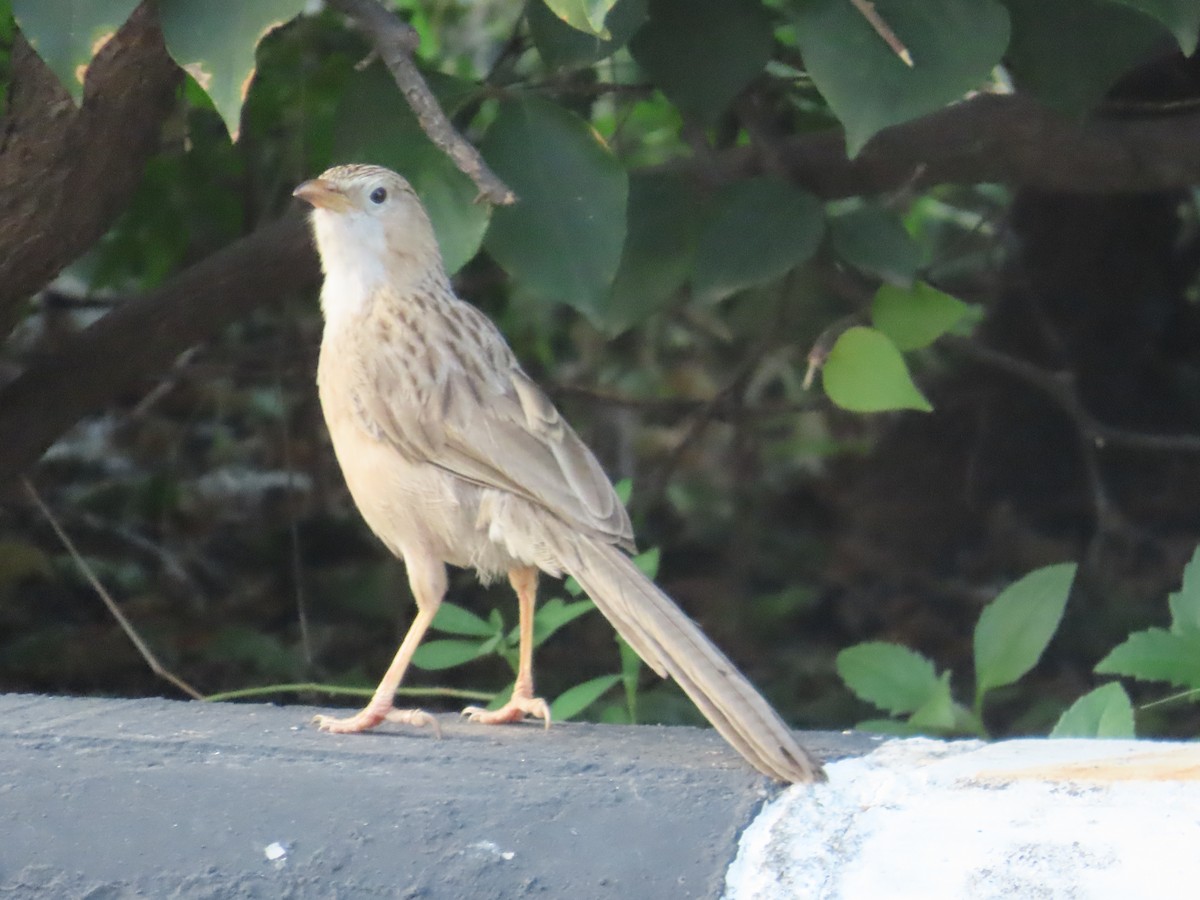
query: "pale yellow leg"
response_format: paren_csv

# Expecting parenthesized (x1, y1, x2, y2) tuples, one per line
(462, 566, 551, 728)
(314, 552, 445, 737)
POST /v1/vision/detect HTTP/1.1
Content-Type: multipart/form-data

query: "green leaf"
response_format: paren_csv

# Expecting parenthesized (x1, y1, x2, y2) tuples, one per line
(630, 0, 773, 124)
(691, 177, 824, 303)
(482, 95, 628, 322)
(632, 547, 661, 580)
(540, 0, 620, 38)
(871, 281, 971, 351)
(836, 641, 943, 715)
(828, 202, 922, 286)
(1108, 0, 1200, 53)
(790, 0, 1010, 156)
(974, 562, 1076, 699)
(531, 597, 597, 645)
(1168, 545, 1200, 636)
(1003, 0, 1169, 114)
(614, 477, 633, 505)
(12, 0, 141, 103)
(158, 0, 307, 140)
(1096, 627, 1200, 687)
(1050, 682, 1136, 738)
(822, 327, 933, 413)
(411, 639, 488, 671)
(606, 173, 701, 332)
(530, 0, 647, 68)
(907, 672, 958, 731)
(551, 674, 622, 720)
(333, 66, 490, 273)
(430, 601, 498, 638)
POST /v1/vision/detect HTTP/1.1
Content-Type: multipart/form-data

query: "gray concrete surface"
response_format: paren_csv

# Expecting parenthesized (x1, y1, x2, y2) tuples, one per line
(0, 693, 855, 899)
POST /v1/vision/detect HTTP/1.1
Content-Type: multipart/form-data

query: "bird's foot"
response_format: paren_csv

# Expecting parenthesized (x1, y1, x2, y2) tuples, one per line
(313, 706, 441, 738)
(462, 694, 551, 728)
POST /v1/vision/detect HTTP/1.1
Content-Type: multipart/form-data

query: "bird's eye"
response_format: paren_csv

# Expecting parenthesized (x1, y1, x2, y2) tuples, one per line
(369, 187, 387, 205)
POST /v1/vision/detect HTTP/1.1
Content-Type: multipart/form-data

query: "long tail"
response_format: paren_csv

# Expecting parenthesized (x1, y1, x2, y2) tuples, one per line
(548, 530, 825, 783)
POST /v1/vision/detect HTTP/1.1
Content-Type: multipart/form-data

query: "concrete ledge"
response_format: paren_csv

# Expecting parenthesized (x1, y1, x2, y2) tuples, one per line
(0, 693, 856, 899)
(7, 694, 1195, 899)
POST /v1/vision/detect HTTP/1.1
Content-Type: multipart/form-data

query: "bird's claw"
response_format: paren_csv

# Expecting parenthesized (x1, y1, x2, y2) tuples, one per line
(462, 695, 551, 729)
(312, 706, 440, 738)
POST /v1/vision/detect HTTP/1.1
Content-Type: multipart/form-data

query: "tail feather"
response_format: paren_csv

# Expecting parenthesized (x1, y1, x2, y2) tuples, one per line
(552, 532, 825, 783)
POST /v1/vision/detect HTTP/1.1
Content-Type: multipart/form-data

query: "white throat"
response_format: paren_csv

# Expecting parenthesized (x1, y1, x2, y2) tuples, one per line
(311, 208, 392, 334)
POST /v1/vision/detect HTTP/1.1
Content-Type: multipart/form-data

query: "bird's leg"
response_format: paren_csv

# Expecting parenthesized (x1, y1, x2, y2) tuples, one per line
(463, 565, 551, 727)
(314, 552, 445, 736)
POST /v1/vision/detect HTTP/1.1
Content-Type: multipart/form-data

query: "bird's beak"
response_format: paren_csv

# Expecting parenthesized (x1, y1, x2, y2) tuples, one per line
(293, 178, 353, 213)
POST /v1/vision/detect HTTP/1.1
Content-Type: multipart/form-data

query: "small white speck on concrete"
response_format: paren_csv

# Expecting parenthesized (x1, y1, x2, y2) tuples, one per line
(725, 737, 1200, 900)
(263, 841, 288, 864)
(468, 840, 515, 862)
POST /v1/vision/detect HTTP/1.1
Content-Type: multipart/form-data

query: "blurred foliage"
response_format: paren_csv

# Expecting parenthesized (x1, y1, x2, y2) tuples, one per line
(3, 0, 1200, 742)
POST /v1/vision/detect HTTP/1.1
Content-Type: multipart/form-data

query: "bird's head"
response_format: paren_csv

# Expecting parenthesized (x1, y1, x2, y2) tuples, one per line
(294, 164, 444, 302)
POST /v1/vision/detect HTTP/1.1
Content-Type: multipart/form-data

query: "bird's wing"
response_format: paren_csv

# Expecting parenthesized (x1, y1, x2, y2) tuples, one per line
(349, 300, 634, 549)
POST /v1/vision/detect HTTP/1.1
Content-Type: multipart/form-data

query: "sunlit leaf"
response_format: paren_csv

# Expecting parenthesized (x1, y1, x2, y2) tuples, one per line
(822, 327, 932, 413)
(907, 672, 958, 731)
(974, 562, 1076, 698)
(1050, 683, 1135, 738)
(529, 0, 647, 68)
(158, 0, 308, 140)
(411, 639, 489, 671)
(531, 597, 597, 645)
(540, 0, 620, 38)
(1168, 545, 1200, 636)
(13, 0, 141, 102)
(837, 641, 942, 715)
(1096, 628, 1200, 687)
(871, 281, 971, 351)
(430, 601, 497, 638)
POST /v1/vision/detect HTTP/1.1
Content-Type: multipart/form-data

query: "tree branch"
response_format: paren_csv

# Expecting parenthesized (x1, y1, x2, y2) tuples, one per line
(326, 0, 516, 205)
(0, 214, 320, 487)
(680, 93, 1200, 198)
(0, 2, 181, 322)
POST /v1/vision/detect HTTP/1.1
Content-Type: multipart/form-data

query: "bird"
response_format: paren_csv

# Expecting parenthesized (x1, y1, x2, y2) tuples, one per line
(293, 163, 825, 783)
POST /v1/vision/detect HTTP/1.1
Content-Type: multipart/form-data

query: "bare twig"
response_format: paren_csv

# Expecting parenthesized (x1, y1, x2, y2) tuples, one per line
(848, 0, 913, 67)
(0, 213, 319, 489)
(945, 335, 1200, 536)
(944, 337, 1200, 455)
(326, 0, 516, 205)
(22, 478, 205, 701)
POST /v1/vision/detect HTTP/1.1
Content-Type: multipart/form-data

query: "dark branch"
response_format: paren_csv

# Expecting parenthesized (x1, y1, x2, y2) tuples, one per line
(0, 214, 320, 487)
(680, 93, 1200, 199)
(327, 0, 516, 205)
(0, 2, 181, 322)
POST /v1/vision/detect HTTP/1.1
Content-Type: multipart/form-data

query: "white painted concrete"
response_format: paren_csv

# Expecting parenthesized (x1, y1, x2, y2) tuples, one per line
(727, 737, 1200, 899)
